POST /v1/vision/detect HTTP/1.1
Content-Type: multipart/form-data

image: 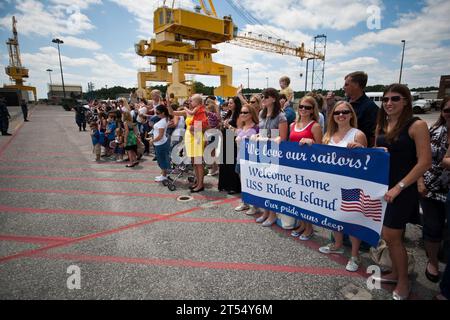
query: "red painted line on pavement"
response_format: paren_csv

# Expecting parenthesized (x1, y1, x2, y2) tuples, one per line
(5, 151, 91, 157)
(0, 187, 224, 201)
(29, 252, 360, 277)
(0, 119, 26, 158)
(0, 234, 74, 244)
(0, 174, 217, 188)
(0, 174, 155, 184)
(0, 207, 201, 264)
(0, 205, 165, 218)
(0, 165, 161, 175)
(170, 217, 254, 224)
(0, 158, 161, 167)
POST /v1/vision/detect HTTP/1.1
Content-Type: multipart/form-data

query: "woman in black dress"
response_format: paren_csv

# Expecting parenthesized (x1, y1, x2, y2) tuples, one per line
(218, 96, 242, 194)
(375, 84, 431, 300)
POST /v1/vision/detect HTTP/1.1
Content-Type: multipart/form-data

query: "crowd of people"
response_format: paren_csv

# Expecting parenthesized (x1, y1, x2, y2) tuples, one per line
(78, 72, 449, 300)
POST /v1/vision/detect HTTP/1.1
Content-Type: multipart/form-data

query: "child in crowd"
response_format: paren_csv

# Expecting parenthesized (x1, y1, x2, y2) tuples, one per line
(184, 100, 209, 132)
(114, 127, 125, 162)
(279, 76, 294, 104)
(90, 121, 104, 162)
(105, 112, 117, 158)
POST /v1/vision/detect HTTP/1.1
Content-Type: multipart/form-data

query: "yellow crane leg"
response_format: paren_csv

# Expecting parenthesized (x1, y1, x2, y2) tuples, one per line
(168, 59, 237, 99)
(137, 56, 172, 99)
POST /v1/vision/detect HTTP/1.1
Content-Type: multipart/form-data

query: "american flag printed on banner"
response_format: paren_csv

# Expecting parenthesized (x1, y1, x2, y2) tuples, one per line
(340, 188, 382, 222)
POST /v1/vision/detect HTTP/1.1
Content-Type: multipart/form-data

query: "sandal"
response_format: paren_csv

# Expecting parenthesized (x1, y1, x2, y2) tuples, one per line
(291, 229, 305, 237)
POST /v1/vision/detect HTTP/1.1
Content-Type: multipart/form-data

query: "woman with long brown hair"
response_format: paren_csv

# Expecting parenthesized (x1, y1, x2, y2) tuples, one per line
(254, 88, 288, 227)
(374, 83, 431, 300)
(418, 96, 450, 283)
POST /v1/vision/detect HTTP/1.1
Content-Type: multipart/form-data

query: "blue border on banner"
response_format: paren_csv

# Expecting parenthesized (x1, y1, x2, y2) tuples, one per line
(243, 193, 380, 246)
(241, 140, 389, 185)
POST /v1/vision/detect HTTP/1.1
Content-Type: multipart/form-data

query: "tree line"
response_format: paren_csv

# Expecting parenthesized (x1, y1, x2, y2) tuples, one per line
(83, 83, 439, 100)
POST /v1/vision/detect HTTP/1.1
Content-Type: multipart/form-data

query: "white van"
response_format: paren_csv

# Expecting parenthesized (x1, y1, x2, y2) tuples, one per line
(367, 91, 431, 113)
(366, 92, 383, 108)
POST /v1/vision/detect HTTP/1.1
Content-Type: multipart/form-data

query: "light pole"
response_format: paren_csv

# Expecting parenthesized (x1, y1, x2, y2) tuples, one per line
(46, 69, 53, 97)
(265, 77, 269, 88)
(399, 40, 406, 84)
(52, 38, 66, 99)
(245, 67, 249, 91)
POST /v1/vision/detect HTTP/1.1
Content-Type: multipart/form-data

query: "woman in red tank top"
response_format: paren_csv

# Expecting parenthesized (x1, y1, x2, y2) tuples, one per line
(289, 96, 323, 240)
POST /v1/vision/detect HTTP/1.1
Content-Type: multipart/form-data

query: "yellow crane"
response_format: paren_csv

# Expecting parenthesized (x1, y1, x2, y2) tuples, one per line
(136, 1, 324, 98)
(4, 16, 37, 102)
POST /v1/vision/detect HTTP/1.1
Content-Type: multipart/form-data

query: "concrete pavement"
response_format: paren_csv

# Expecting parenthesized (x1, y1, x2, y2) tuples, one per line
(0, 105, 444, 300)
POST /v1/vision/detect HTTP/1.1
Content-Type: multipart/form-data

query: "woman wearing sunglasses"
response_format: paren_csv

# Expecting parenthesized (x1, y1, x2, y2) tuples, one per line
(234, 104, 260, 212)
(253, 88, 288, 227)
(374, 84, 431, 300)
(418, 97, 450, 285)
(289, 96, 323, 240)
(318, 101, 367, 272)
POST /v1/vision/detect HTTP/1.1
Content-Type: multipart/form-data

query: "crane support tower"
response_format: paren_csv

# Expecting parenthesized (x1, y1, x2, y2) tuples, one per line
(4, 16, 37, 102)
(311, 34, 327, 91)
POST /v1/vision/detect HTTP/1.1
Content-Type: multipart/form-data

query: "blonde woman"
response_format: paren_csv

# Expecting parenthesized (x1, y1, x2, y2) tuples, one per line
(234, 104, 260, 212)
(289, 96, 323, 240)
(319, 101, 367, 272)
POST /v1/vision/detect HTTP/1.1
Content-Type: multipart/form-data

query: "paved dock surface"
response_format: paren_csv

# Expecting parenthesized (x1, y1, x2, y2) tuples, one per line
(0, 105, 444, 300)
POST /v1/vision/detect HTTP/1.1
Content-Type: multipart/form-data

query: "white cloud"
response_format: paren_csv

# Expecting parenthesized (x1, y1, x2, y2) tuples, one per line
(62, 36, 102, 50)
(0, 0, 97, 37)
(238, 0, 383, 31)
(49, 0, 102, 10)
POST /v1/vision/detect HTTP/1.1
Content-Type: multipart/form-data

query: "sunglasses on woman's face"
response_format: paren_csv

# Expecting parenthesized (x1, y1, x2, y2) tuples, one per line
(442, 108, 450, 114)
(240, 111, 250, 115)
(298, 105, 313, 110)
(250, 100, 257, 103)
(333, 110, 352, 116)
(381, 96, 403, 103)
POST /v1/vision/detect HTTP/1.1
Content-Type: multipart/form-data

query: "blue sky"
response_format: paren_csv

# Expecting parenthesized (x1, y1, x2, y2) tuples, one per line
(0, 0, 449, 99)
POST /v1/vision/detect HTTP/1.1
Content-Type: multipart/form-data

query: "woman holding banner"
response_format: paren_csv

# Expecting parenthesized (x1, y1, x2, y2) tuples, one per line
(318, 101, 367, 272)
(375, 84, 431, 300)
(253, 88, 288, 227)
(289, 95, 323, 240)
(234, 103, 260, 212)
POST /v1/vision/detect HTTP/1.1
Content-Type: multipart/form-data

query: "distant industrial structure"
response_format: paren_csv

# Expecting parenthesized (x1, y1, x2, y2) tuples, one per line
(48, 84, 82, 104)
(1, 16, 37, 105)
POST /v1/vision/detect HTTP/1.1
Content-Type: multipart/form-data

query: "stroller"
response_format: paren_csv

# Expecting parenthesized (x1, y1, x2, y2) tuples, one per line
(162, 161, 196, 191)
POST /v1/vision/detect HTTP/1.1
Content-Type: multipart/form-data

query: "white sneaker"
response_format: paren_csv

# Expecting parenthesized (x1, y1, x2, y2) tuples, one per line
(245, 206, 260, 215)
(154, 175, 167, 182)
(318, 243, 344, 254)
(234, 203, 250, 212)
(345, 256, 361, 272)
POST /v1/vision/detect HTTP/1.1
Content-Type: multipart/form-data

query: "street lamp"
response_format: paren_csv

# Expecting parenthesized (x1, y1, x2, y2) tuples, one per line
(399, 40, 406, 84)
(245, 67, 249, 91)
(265, 77, 269, 88)
(52, 38, 66, 99)
(46, 69, 53, 97)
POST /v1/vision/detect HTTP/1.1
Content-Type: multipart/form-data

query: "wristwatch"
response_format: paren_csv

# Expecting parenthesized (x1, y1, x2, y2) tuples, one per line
(397, 181, 406, 190)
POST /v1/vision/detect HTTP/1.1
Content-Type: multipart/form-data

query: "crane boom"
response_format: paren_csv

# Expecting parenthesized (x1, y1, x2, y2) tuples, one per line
(199, 0, 217, 17)
(229, 32, 324, 60)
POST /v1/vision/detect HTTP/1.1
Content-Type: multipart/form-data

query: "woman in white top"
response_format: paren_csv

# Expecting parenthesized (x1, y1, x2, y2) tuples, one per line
(147, 105, 170, 182)
(318, 101, 367, 272)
